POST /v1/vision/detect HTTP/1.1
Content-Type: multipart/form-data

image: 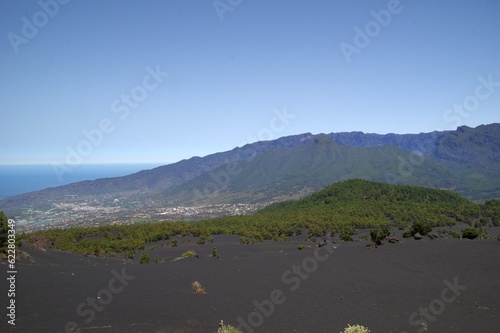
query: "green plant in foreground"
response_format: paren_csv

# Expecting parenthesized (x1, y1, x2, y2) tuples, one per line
(341, 324, 370, 333)
(216, 323, 242, 333)
(297, 244, 305, 250)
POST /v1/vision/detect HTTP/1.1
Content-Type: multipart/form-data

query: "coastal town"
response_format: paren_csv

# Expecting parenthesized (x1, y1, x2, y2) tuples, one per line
(14, 200, 270, 233)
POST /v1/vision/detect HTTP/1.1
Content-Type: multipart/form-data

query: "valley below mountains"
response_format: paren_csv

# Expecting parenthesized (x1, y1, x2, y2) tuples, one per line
(1, 123, 499, 231)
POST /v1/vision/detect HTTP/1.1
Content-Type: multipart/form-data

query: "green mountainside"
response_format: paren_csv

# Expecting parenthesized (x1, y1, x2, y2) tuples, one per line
(23, 179, 500, 256)
(164, 135, 480, 205)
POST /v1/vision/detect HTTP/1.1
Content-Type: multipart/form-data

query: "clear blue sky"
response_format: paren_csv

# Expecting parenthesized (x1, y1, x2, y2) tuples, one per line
(1, 0, 499, 165)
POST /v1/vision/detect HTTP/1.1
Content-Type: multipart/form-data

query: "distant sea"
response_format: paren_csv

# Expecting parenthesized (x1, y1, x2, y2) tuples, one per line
(0, 164, 162, 199)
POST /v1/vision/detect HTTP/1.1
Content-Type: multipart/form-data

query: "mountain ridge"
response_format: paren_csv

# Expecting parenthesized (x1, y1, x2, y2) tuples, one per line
(1, 123, 499, 227)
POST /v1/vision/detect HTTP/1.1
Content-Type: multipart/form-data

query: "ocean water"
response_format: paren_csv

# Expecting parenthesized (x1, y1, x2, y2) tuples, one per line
(0, 164, 162, 199)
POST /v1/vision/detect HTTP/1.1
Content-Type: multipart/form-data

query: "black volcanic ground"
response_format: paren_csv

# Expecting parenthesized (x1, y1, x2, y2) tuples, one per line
(1, 235, 499, 333)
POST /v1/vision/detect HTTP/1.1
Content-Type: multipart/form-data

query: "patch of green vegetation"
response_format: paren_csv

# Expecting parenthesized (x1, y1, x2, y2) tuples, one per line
(341, 324, 370, 333)
(216, 324, 242, 333)
(239, 236, 250, 245)
(403, 222, 433, 238)
(297, 244, 305, 250)
(370, 226, 390, 246)
(340, 227, 354, 242)
(462, 228, 480, 239)
(181, 250, 197, 258)
(139, 251, 150, 264)
(154, 255, 164, 264)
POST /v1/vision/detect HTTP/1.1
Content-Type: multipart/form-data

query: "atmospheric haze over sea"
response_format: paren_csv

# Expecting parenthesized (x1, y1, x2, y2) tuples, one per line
(0, 164, 161, 199)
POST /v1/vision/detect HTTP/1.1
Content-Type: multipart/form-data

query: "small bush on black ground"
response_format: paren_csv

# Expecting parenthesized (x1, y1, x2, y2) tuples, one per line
(462, 228, 479, 239)
(411, 222, 433, 236)
(404, 222, 433, 238)
(139, 251, 150, 264)
(154, 255, 164, 263)
(212, 247, 220, 258)
(216, 323, 242, 333)
(340, 229, 353, 242)
(370, 226, 390, 246)
(239, 236, 250, 244)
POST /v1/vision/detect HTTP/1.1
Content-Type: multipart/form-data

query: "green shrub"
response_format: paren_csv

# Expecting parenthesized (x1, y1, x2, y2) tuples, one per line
(154, 255, 164, 263)
(239, 237, 250, 244)
(297, 244, 305, 250)
(139, 251, 150, 264)
(462, 228, 479, 239)
(478, 229, 489, 239)
(341, 324, 370, 333)
(340, 229, 354, 242)
(492, 216, 500, 227)
(370, 226, 389, 246)
(410, 222, 432, 236)
(216, 324, 242, 333)
(212, 247, 220, 258)
(449, 230, 461, 239)
(182, 250, 197, 258)
(171, 238, 178, 247)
